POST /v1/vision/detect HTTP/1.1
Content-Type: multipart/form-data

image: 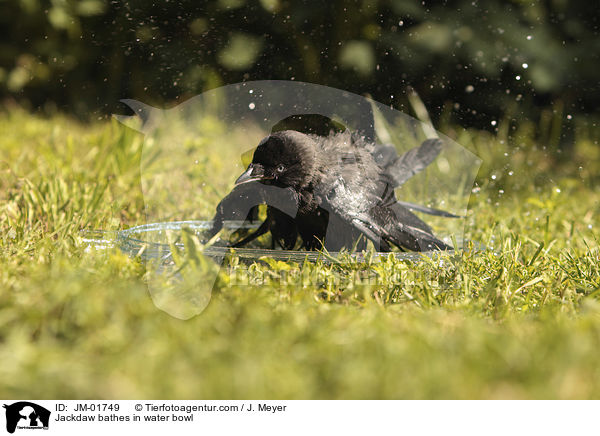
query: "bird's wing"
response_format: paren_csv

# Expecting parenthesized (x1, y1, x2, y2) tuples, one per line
(207, 182, 299, 239)
(370, 144, 399, 167)
(318, 177, 451, 252)
(374, 138, 443, 187)
(207, 182, 265, 238)
(370, 138, 459, 218)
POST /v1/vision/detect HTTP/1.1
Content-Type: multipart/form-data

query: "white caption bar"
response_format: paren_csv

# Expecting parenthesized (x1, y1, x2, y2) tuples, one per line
(0, 400, 597, 435)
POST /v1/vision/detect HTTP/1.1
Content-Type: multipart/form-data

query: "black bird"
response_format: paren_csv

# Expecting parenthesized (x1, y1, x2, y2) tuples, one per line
(235, 114, 348, 249)
(214, 129, 453, 252)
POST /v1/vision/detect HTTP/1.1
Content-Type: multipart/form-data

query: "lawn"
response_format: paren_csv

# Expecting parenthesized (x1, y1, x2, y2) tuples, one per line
(1, 106, 599, 399)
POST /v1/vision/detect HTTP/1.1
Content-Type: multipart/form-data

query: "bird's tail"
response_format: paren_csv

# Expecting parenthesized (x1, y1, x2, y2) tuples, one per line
(396, 201, 460, 218)
(382, 203, 453, 251)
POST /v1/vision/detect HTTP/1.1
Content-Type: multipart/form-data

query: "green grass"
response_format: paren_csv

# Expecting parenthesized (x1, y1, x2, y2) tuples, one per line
(1, 106, 599, 399)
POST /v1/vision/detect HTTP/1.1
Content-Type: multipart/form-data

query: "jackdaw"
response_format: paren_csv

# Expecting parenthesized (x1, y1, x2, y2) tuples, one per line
(210, 129, 453, 252)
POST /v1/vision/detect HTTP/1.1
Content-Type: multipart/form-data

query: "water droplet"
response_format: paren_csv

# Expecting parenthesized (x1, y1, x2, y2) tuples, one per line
(491, 174, 497, 180)
(249, 89, 253, 94)
(522, 63, 528, 69)
(491, 120, 497, 126)
(516, 75, 521, 80)
(248, 102, 256, 110)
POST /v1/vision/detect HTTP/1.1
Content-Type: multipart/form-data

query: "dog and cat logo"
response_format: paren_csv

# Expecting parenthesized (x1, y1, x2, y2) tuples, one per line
(2, 402, 50, 433)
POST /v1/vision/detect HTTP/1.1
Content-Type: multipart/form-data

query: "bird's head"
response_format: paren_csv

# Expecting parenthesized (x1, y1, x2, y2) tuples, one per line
(235, 130, 317, 190)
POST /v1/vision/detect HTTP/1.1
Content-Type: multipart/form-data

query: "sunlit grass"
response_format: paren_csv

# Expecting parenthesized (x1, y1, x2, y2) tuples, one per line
(0, 106, 599, 398)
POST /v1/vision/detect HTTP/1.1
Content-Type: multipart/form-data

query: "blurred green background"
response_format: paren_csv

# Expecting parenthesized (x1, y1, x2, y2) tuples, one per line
(2, 0, 599, 134)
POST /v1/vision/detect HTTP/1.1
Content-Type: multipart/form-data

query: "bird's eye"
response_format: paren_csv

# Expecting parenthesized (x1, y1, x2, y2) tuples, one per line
(276, 164, 285, 173)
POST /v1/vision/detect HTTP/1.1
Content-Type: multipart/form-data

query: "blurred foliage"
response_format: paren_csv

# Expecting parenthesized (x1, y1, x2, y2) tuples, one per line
(1, 0, 599, 134)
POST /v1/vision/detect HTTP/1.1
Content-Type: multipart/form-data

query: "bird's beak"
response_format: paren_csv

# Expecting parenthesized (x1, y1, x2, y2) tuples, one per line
(235, 164, 271, 186)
